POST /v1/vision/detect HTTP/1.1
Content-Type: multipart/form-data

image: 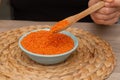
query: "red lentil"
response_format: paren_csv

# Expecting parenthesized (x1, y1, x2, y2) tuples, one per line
(50, 20, 69, 33)
(21, 30, 74, 55)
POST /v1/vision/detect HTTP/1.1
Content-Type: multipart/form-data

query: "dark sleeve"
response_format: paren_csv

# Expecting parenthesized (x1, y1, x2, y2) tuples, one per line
(10, 0, 93, 22)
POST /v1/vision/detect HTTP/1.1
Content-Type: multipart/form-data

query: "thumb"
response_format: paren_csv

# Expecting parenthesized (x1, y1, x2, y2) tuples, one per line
(105, 0, 120, 7)
(105, 0, 113, 2)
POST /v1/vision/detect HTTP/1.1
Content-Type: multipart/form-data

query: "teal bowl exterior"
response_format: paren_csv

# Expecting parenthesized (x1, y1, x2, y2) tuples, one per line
(18, 28, 78, 65)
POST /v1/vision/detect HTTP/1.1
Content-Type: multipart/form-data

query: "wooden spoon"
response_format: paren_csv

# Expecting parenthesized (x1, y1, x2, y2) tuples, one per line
(50, 1, 105, 33)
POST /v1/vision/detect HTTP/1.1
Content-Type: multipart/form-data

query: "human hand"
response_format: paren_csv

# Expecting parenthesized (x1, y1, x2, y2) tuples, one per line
(88, 0, 120, 25)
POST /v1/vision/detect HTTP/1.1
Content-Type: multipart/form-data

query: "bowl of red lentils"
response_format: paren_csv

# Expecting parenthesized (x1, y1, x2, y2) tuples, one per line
(18, 28, 78, 65)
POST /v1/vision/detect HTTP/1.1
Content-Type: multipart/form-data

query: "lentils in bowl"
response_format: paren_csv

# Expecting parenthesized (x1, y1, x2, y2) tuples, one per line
(18, 28, 78, 65)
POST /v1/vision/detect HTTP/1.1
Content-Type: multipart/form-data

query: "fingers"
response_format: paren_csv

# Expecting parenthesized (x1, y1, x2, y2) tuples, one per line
(90, 8, 120, 25)
(91, 15, 119, 25)
(104, 0, 113, 2)
(89, 0, 120, 7)
(105, 0, 120, 7)
(89, 0, 120, 25)
(97, 7, 119, 14)
(91, 11, 119, 20)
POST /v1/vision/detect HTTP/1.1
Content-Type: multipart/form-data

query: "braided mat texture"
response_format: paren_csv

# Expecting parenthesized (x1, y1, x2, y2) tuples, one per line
(0, 25, 116, 80)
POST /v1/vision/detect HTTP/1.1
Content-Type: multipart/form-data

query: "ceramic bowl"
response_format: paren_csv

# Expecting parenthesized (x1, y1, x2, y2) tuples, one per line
(18, 28, 78, 65)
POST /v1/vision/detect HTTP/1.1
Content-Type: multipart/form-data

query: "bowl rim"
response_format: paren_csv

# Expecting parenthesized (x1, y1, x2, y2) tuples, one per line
(18, 28, 78, 57)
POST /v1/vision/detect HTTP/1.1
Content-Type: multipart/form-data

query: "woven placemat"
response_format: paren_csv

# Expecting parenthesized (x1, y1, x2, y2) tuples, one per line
(0, 25, 116, 80)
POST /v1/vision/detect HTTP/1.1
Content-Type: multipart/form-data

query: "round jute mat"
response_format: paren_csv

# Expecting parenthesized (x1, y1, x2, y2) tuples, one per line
(0, 25, 116, 80)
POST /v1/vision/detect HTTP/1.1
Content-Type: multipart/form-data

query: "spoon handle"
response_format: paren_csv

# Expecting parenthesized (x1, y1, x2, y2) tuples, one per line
(66, 1, 105, 24)
(51, 1, 105, 33)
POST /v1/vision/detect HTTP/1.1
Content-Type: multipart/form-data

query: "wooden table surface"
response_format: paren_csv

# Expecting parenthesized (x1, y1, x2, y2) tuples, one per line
(0, 20, 120, 80)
